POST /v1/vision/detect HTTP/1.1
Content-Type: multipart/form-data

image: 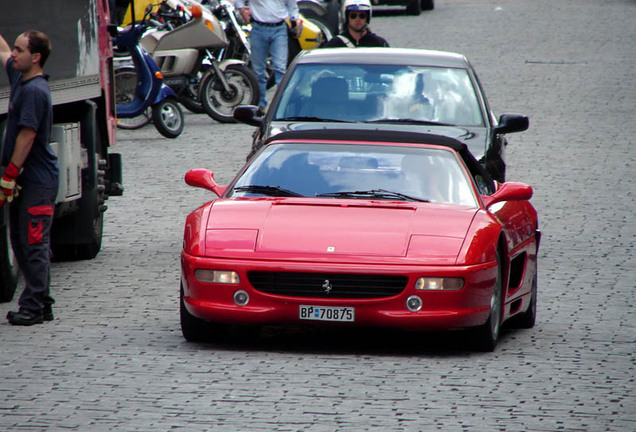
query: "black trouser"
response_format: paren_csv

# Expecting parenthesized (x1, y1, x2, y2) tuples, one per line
(9, 185, 56, 314)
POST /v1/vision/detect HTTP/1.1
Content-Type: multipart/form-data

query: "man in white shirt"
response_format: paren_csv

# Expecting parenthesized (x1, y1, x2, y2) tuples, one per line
(235, 0, 300, 113)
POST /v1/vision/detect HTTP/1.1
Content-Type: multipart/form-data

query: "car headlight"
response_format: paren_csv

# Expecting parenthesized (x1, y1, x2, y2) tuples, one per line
(415, 277, 463, 291)
(195, 269, 240, 284)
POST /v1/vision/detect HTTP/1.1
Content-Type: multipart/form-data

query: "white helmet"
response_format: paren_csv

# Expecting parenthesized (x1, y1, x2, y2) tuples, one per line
(342, 0, 372, 23)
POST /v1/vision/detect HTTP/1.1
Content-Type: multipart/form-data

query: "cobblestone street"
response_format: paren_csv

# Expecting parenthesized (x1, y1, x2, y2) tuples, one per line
(1, 1, 634, 431)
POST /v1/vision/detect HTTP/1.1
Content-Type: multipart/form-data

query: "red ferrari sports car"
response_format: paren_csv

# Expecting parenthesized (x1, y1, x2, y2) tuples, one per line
(180, 130, 540, 351)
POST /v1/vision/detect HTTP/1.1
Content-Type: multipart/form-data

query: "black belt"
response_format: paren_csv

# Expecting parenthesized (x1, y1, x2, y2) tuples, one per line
(252, 19, 285, 27)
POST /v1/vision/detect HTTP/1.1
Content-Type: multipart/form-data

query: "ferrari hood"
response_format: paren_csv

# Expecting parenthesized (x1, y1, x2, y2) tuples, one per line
(206, 200, 478, 263)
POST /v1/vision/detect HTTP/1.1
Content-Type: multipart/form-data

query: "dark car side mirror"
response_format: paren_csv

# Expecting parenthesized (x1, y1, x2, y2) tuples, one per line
(482, 182, 533, 207)
(185, 169, 226, 197)
(493, 114, 529, 135)
(234, 105, 264, 127)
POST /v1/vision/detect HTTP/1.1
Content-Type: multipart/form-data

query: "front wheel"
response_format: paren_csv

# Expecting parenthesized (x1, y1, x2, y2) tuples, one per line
(114, 67, 152, 130)
(152, 97, 184, 139)
(180, 285, 225, 342)
(200, 64, 260, 123)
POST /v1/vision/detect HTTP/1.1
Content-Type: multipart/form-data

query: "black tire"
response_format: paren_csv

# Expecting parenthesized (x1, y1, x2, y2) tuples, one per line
(200, 64, 260, 123)
(0, 213, 19, 303)
(151, 97, 184, 138)
(472, 249, 504, 351)
(180, 285, 225, 342)
(114, 67, 152, 130)
(406, 0, 422, 16)
(52, 157, 105, 261)
(421, 0, 434, 10)
(51, 103, 105, 261)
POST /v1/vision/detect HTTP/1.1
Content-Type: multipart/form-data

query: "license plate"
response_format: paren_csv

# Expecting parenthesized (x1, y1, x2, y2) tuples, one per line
(299, 305, 355, 322)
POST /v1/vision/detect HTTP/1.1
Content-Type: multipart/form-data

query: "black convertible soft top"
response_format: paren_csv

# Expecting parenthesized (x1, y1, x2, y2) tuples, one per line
(265, 129, 465, 151)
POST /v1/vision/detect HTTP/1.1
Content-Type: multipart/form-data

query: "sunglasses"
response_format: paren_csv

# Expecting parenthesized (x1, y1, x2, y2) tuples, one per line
(349, 12, 367, 19)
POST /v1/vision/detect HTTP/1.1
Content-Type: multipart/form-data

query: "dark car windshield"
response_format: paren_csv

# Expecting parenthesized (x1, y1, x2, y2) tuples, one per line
(228, 143, 478, 206)
(273, 64, 485, 127)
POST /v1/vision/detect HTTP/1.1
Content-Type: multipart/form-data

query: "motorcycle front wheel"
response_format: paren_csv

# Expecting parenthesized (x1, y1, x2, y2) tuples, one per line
(114, 67, 152, 130)
(152, 97, 185, 139)
(200, 64, 260, 123)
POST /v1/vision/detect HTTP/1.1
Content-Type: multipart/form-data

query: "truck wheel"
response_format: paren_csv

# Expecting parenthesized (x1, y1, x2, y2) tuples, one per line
(51, 103, 105, 261)
(51, 156, 105, 261)
(152, 97, 184, 138)
(0, 215, 18, 303)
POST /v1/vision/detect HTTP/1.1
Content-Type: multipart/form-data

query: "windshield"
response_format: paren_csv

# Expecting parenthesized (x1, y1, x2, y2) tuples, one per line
(274, 64, 484, 127)
(228, 143, 478, 207)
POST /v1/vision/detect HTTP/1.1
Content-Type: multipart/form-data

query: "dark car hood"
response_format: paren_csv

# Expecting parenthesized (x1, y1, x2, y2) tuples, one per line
(266, 121, 489, 160)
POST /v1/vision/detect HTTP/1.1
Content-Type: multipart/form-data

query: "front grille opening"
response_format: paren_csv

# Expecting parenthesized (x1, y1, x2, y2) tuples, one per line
(248, 271, 408, 299)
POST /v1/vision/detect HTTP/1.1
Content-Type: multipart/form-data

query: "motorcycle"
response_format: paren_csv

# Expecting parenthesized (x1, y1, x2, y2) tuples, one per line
(110, 11, 185, 138)
(122, 0, 259, 123)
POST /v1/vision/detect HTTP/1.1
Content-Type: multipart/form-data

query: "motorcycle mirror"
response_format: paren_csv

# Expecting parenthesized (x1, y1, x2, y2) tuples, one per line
(234, 105, 264, 127)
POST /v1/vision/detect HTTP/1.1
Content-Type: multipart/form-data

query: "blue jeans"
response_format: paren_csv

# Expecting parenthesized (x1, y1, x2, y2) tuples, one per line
(249, 22, 288, 108)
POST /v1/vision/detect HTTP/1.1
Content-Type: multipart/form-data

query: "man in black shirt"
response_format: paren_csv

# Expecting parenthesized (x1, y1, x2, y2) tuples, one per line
(0, 30, 59, 326)
(324, 0, 389, 48)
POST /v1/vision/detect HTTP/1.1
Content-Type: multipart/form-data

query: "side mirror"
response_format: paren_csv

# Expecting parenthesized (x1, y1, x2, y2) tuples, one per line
(185, 169, 226, 197)
(234, 105, 264, 127)
(482, 182, 533, 207)
(493, 113, 529, 135)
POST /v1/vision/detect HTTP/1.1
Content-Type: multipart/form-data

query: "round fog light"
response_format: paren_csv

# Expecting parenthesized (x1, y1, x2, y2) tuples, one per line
(233, 290, 249, 306)
(406, 295, 423, 312)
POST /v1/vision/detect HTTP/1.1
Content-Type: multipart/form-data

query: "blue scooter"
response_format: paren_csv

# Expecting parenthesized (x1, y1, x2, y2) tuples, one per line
(110, 6, 185, 138)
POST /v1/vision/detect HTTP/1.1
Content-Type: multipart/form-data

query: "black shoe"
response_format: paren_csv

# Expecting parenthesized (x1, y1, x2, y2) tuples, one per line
(7, 310, 44, 326)
(43, 305, 54, 322)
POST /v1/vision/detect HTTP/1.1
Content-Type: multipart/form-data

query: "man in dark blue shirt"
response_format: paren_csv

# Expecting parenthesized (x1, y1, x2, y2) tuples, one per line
(0, 30, 59, 326)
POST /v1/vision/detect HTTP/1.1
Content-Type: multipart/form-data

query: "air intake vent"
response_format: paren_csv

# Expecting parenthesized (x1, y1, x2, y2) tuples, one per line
(248, 271, 407, 299)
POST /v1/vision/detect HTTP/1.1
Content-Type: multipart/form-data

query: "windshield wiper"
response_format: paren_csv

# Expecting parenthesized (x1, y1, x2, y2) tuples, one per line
(233, 185, 303, 197)
(367, 118, 455, 127)
(275, 116, 354, 123)
(317, 189, 428, 202)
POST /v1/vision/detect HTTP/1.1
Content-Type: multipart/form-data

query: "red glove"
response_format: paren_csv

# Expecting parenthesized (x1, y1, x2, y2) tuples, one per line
(0, 162, 20, 204)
